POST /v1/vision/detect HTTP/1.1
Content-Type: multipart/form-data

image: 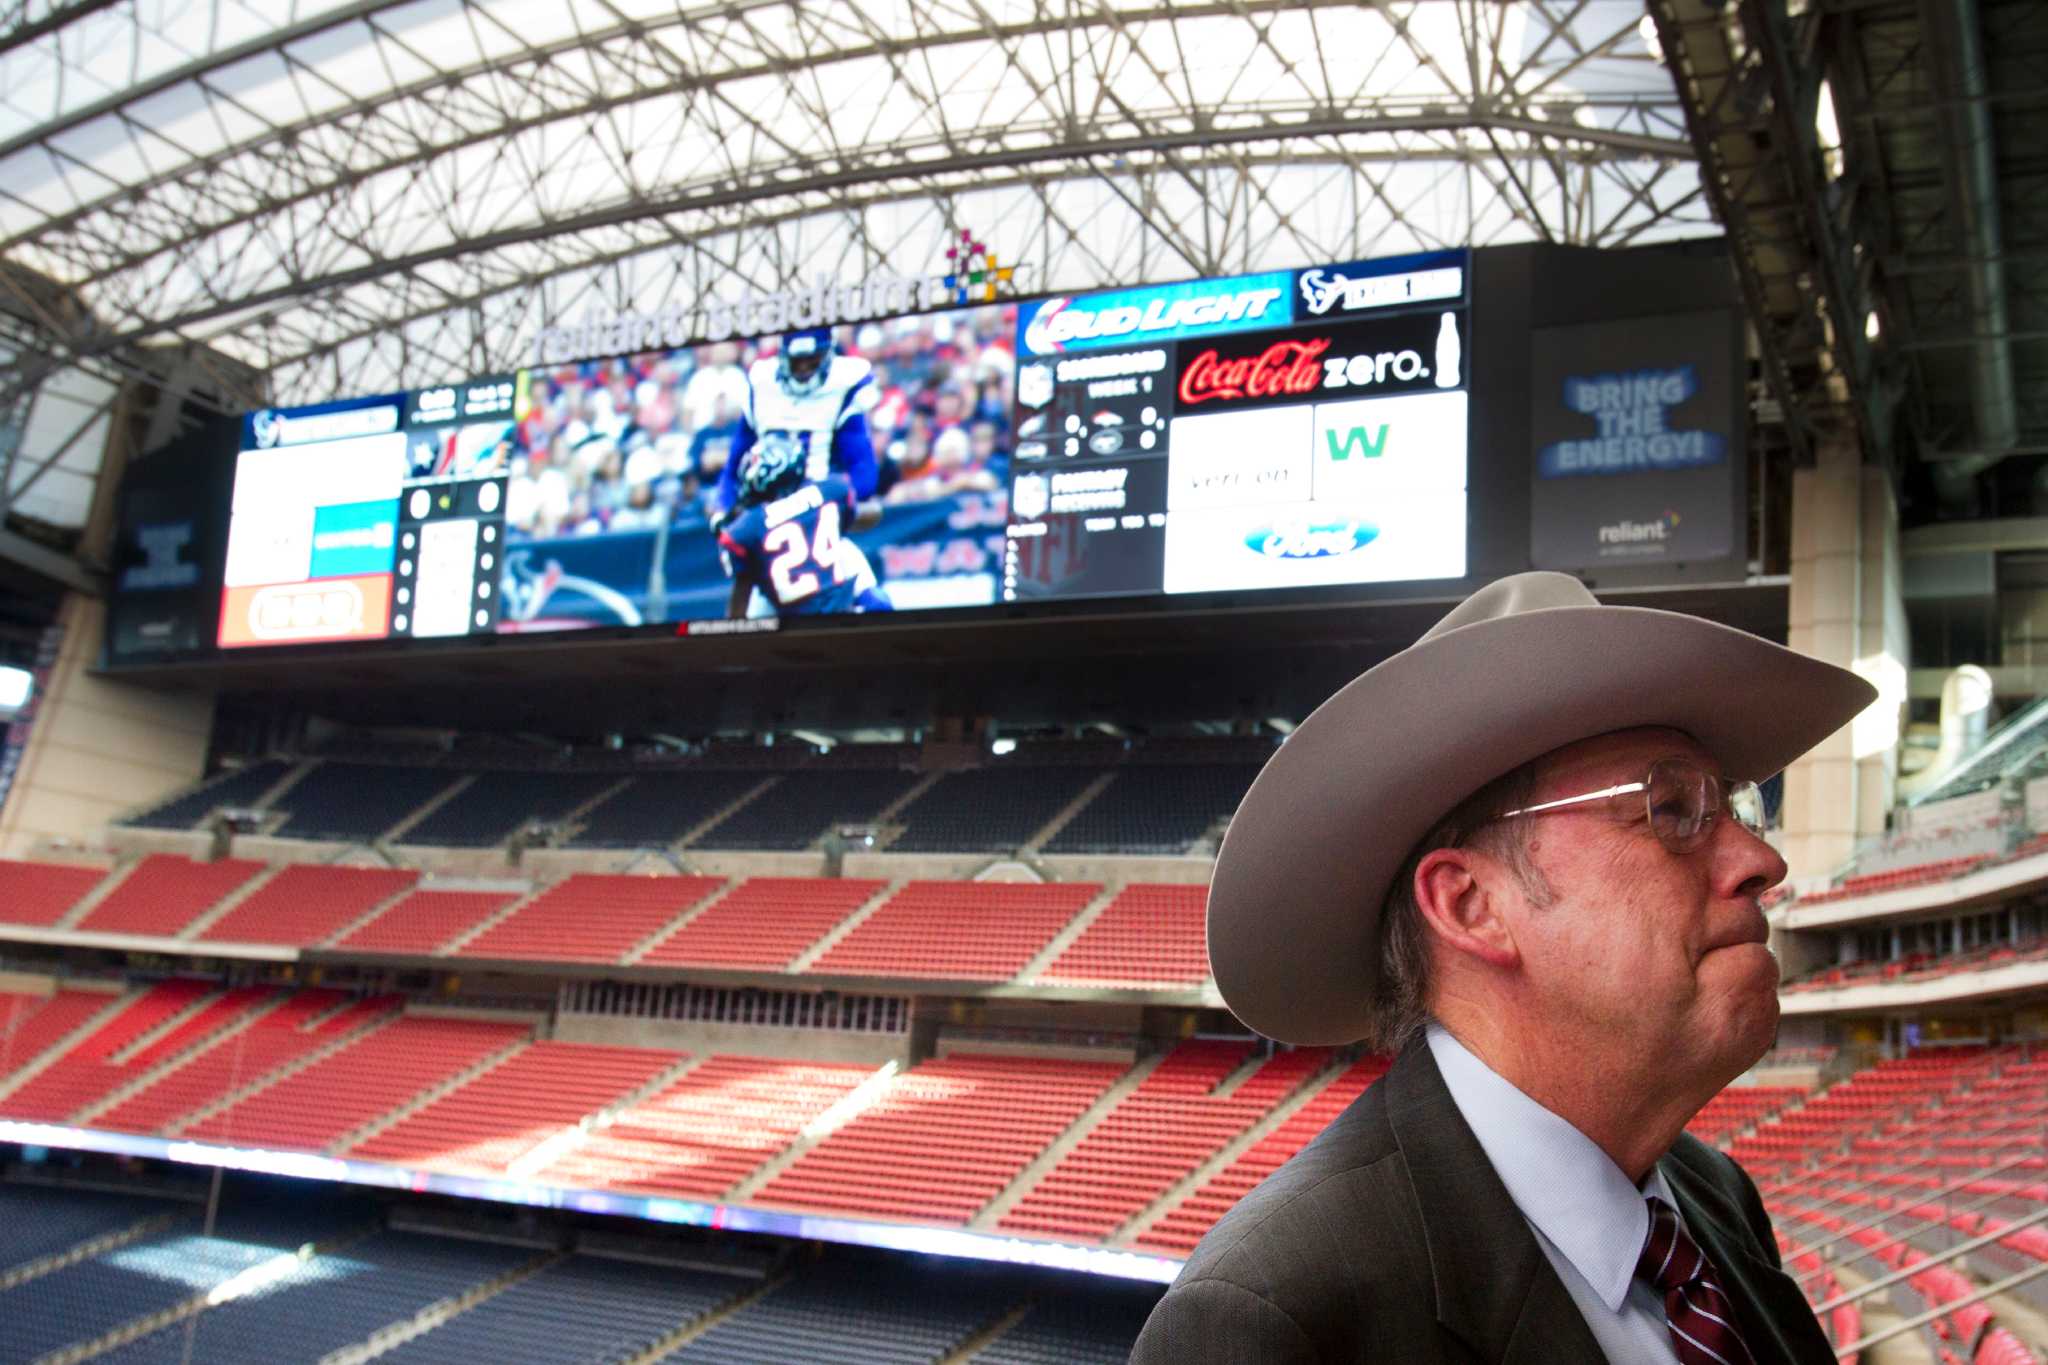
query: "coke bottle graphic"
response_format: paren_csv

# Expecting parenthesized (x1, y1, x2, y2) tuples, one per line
(1434, 312, 1461, 389)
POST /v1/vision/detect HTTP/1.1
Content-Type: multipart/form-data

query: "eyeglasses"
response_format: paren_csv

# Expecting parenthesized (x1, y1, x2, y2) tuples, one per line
(1493, 757, 1767, 855)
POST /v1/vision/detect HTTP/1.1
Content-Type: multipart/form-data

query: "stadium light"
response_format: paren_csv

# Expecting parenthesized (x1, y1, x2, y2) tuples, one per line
(0, 665, 30, 718)
(990, 738, 1017, 756)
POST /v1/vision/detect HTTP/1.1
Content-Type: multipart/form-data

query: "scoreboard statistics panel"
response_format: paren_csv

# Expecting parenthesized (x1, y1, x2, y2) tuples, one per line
(1004, 250, 1470, 604)
(208, 249, 1467, 653)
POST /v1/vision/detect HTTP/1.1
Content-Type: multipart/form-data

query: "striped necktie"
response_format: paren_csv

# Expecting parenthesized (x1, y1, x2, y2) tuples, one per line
(1636, 1196, 1758, 1365)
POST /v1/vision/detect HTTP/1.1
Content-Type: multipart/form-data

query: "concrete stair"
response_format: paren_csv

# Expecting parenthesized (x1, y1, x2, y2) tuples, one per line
(1019, 771, 1118, 854)
(623, 1270, 789, 1365)
(620, 880, 738, 966)
(51, 863, 140, 931)
(1014, 882, 1124, 983)
(505, 1053, 706, 1181)
(318, 1248, 564, 1365)
(0, 1209, 181, 1291)
(166, 1007, 400, 1136)
(1113, 1053, 1350, 1247)
(553, 777, 636, 844)
(251, 759, 316, 812)
(380, 774, 475, 844)
(326, 1033, 534, 1154)
(175, 864, 287, 940)
(969, 1052, 1166, 1230)
(435, 882, 545, 956)
(940, 1302, 1035, 1364)
(317, 881, 431, 949)
(868, 771, 946, 838)
(722, 1059, 904, 1203)
(73, 994, 290, 1126)
(0, 988, 135, 1100)
(785, 879, 903, 972)
(675, 777, 780, 850)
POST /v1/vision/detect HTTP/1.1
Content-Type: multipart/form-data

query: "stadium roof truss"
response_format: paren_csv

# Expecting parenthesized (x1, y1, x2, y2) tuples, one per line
(0, 0, 1708, 461)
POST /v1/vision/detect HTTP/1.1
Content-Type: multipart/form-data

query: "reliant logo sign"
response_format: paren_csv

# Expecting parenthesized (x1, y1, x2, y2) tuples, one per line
(1018, 273, 1291, 356)
(1595, 511, 1683, 558)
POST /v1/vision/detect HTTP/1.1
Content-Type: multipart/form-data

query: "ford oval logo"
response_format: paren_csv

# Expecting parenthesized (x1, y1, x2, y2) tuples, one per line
(1244, 520, 1379, 559)
(1087, 429, 1125, 455)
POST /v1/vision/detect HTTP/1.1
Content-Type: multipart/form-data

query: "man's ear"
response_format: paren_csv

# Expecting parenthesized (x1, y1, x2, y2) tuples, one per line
(1411, 846, 1520, 971)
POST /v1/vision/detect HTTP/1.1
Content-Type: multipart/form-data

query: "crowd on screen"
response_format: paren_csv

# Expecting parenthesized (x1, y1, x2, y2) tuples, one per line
(502, 306, 1018, 540)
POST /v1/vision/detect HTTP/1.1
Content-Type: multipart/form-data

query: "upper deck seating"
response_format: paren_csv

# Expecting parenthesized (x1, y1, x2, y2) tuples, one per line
(1041, 763, 1261, 854)
(118, 758, 294, 830)
(330, 889, 520, 956)
(566, 770, 771, 848)
(888, 766, 1097, 853)
(691, 769, 922, 850)
(74, 855, 265, 937)
(0, 990, 124, 1081)
(0, 981, 270, 1123)
(271, 763, 461, 842)
(398, 770, 621, 847)
(0, 859, 106, 927)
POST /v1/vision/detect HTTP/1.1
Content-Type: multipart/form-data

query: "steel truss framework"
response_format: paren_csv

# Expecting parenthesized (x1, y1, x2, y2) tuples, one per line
(0, 0, 1710, 435)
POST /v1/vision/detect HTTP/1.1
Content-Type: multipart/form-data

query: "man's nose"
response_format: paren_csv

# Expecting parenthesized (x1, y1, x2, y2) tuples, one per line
(1716, 814, 1788, 900)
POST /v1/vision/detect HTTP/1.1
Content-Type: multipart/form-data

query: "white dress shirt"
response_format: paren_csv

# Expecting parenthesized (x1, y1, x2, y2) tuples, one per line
(1426, 1022, 1685, 1365)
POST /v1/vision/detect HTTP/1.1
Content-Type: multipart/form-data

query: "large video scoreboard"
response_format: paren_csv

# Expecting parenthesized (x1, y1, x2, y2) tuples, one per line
(196, 249, 1472, 655)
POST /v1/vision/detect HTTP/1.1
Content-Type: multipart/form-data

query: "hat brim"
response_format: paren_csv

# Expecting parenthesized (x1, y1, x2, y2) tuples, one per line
(1207, 604, 1878, 1045)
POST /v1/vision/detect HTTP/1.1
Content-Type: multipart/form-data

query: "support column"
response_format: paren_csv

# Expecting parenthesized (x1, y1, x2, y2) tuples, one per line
(1780, 435, 1907, 879)
(0, 593, 213, 858)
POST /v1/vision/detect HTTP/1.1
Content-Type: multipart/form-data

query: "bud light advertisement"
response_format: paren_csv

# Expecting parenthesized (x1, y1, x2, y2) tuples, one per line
(1527, 310, 1740, 573)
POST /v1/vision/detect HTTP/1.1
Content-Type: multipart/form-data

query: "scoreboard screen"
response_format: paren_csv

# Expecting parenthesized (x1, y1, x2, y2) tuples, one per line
(1004, 253, 1469, 603)
(171, 249, 1477, 659)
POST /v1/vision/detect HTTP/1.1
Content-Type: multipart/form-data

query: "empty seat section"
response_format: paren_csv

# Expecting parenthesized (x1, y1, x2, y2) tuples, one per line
(182, 1015, 530, 1151)
(399, 770, 620, 847)
(96, 990, 382, 1136)
(967, 1283, 1165, 1363)
(74, 855, 265, 937)
(1000, 1042, 1327, 1242)
(381, 1253, 746, 1364)
(660, 1257, 1018, 1363)
(0, 1183, 179, 1274)
(0, 980, 229, 1122)
(692, 768, 921, 850)
(92, 1228, 536, 1365)
(567, 770, 770, 848)
(0, 989, 124, 1080)
(1138, 1054, 1390, 1255)
(198, 864, 418, 946)
(350, 1040, 684, 1174)
(118, 758, 294, 830)
(1042, 763, 1262, 854)
(1686, 1084, 1807, 1147)
(640, 877, 886, 969)
(808, 881, 1098, 981)
(271, 763, 461, 842)
(889, 767, 1098, 853)
(756, 1053, 1126, 1225)
(0, 858, 106, 926)
(533, 1054, 872, 1199)
(331, 888, 519, 955)
(454, 874, 725, 963)
(1038, 883, 1209, 986)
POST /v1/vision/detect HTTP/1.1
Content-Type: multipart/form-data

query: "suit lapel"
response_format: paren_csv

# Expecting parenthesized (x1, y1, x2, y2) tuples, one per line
(1661, 1152, 1840, 1365)
(1383, 1040, 1609, 1364)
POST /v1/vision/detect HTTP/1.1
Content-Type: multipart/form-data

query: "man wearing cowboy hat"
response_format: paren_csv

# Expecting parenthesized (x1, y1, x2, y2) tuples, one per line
(1133, 572, 1871, 1365)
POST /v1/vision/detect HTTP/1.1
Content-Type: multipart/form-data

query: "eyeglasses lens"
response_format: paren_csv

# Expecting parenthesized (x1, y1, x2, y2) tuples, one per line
(1645, 762, 1706, 850)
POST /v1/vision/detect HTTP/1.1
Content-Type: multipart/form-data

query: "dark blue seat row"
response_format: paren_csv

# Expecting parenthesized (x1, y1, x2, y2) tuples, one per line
(967, 1284, 1163, 1363)
(0, 1184, 181, 1274)
(664, 1259, 1018, 1363)
(120, 760, 295, 830)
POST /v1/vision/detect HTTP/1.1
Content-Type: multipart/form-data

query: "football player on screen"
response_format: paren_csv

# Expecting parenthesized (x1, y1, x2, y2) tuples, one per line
(711, 326, 879, 529)
(718, 433, 894, 619)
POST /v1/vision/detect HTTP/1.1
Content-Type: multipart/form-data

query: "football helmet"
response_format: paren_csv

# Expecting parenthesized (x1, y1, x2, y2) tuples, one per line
(737, 430, 808, 507)
(777, 327, 834, 398)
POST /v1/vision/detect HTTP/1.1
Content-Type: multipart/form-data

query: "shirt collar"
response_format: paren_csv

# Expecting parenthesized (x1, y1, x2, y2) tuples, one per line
(1425, 1021, 1676, 1311)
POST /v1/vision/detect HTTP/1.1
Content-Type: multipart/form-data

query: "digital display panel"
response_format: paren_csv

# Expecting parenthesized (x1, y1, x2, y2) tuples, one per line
(1005, 251, 1470, 603)
(202, 249, 1468, 653)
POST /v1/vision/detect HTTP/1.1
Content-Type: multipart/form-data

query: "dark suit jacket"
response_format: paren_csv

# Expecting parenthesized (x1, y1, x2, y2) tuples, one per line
(1131, 1040, 1837, 1364)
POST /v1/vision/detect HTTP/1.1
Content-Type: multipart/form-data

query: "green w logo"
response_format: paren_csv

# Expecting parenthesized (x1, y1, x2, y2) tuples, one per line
(1324, 424, 1389, 461)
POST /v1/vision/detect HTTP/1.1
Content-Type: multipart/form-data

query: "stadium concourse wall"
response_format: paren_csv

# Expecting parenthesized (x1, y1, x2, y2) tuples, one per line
(0, 596, 212, 861)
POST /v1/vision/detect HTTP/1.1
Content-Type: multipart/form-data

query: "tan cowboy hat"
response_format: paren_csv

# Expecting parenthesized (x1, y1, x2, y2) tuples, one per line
(1208, 571, 1878, 1045)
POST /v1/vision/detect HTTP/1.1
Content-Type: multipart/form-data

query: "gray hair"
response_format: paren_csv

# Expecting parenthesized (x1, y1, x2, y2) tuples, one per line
(1367, 758, 1555, 1053)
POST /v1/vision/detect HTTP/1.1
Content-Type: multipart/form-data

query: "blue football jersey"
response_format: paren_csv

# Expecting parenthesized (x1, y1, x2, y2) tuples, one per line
(718, 475, 862, 616)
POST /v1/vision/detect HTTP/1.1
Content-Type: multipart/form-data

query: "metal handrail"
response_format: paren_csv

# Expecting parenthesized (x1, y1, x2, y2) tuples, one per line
(1808, 1202, 2048, 1314)
(1780, 1150, 2044, 1277)
(1832, 1257, 2048, 1360)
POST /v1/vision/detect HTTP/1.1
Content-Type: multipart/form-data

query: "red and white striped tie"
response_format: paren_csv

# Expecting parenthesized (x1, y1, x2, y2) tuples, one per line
(1637, 1197, 1759, 1365)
